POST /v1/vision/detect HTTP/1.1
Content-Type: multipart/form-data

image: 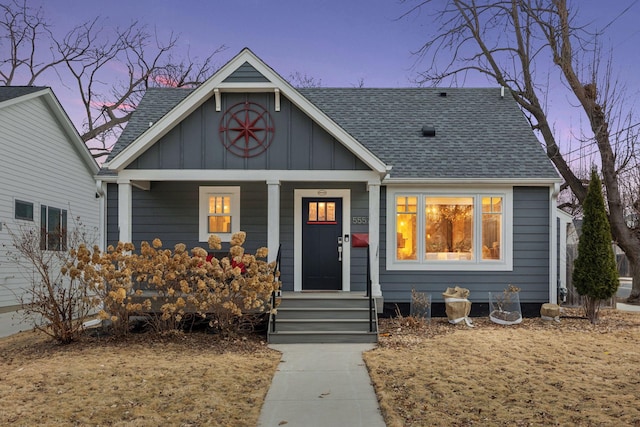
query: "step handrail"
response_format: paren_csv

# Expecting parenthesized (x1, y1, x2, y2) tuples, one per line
(366, 244, 374, 332)
(270, 244, 282, 333)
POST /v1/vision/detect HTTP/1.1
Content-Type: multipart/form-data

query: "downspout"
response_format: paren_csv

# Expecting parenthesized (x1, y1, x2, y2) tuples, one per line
(549, 183, 560, 304)
(96, 180, 106, 251)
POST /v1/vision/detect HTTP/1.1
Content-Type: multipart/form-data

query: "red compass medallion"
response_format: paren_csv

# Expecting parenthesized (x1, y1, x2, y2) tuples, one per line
(219, 101, 275, 158)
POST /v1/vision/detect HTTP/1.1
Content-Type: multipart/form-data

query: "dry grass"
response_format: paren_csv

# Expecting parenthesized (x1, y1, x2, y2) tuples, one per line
(0, 330, 280, 426)
(364, 308, 640, 427)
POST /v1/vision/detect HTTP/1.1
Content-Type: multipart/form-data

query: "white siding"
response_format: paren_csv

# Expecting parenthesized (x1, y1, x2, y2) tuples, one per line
(0, 96, 99, 309)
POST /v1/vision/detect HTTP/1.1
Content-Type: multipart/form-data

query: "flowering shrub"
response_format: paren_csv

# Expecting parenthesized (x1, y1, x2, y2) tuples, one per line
(63, 232, 280, 337)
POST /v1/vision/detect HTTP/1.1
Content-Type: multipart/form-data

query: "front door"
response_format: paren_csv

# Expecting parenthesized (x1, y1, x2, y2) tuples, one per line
(302, 197, 343, 290)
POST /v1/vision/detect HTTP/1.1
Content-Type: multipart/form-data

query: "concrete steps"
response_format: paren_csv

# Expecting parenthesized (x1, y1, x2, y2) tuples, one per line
(268, 294, 378, 344)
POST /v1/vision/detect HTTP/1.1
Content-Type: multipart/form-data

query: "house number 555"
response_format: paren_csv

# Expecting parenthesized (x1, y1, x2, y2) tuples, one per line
(352, 216, 369, 224)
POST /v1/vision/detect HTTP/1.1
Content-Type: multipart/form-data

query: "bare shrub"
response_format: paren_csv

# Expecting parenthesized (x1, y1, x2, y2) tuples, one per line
(3, 218, 100, 343)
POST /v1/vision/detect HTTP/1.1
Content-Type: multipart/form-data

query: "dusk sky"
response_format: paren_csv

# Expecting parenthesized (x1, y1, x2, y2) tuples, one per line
(38, 0, 640, 87)
(25, 0, 640, 161)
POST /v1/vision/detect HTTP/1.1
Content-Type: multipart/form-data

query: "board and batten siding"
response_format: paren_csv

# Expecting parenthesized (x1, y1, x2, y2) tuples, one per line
(108, 181, 268, 254)
(379, 186, 551, 303)
(127, 92, 369, 172)
(0, 95, 99, 308)
(108, 181, 371, 292)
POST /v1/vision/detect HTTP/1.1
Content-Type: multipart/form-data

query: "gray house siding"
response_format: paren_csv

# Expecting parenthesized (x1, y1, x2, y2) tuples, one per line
(379, 186, 551, 303)
(107, 181, 370, 292)
(222, 62, 270, 83)
(106, 184, 119, 246)
(127, 92, 369, 172)
(107, 181, 268, 255)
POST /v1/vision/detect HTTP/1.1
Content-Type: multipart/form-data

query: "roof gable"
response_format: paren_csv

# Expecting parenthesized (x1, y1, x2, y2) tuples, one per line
(222, 61, 270, 83)
(0, 86, 46, 103)
(0, 87, 99, 175)
(105, 48, 388, 174)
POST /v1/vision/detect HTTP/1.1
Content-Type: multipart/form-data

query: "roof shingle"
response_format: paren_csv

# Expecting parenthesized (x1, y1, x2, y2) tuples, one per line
(109, 86, 559, 180)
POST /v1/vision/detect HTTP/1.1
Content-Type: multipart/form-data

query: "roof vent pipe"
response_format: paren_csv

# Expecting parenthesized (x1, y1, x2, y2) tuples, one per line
(501, 86, 505, 98)
(422, 125, 436, 137)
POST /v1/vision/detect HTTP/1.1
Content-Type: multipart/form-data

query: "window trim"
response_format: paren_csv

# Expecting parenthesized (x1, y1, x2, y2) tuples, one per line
(14, 199, 34, 221)
(40, 205, 67, 251)
(199, 186, 240, 242)
(386, 187, 513, 271)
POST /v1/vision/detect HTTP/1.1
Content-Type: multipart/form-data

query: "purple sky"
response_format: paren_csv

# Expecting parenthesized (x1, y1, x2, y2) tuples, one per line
(27, 0, 640, 161)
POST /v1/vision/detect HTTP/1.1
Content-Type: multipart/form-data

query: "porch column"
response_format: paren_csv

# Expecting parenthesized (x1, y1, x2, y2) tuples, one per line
(117, 181, 132, 243)
(267, 180, 280, 263)
(368, 182, 382, 297)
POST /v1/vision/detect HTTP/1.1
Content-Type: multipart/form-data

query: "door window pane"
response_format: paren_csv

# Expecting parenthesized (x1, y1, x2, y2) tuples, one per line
(308, 202, 336, 223)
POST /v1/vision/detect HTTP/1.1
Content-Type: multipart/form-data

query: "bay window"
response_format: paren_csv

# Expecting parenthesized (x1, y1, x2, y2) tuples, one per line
(388, 188, 512, 271)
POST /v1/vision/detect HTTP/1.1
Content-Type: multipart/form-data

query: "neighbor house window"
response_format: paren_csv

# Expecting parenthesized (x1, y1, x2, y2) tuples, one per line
(388, 188, 512, 271)
(199, 186, 240, 242)
(15, 200, 34, 220)
(40, 205, 67, 251)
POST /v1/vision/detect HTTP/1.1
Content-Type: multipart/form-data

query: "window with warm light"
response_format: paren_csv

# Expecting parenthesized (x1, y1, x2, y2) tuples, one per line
(199, 186, 240, 242)
(425, 197, 474, 261)
(387, 189, 512, 271)
(482, 196, 502, 260)
(308, 201, 336, 223)
(396, 196, 417, 260)
(208, 195, 231, 233)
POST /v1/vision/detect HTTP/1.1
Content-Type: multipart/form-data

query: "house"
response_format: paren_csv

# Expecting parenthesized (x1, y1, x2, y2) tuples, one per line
(102, 48, 562, 341)
(0, 87, 101, 337)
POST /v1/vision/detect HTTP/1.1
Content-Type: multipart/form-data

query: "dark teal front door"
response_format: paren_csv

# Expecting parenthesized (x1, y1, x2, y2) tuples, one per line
(302, 197, 342, 290)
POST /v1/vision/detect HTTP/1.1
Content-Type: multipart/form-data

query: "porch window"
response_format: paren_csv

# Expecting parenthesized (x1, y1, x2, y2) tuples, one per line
(199, 186, 240, 242)
(40, 205, 67, 251)
(208, 196, 231, 233)
(388, 188, 512, 271)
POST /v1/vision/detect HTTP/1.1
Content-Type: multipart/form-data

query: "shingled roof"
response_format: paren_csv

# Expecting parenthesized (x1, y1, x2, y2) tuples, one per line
(299, 87, 559, 180)
(108, 85, 559, 181)
(0, 86, 47, 102)
(107, 87, 194, 161)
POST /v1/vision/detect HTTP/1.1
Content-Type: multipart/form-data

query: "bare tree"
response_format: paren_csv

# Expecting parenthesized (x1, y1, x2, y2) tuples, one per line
(0, 0, 226, 159)
(288, 71, 323, 88)
(405, 0, 640, 302)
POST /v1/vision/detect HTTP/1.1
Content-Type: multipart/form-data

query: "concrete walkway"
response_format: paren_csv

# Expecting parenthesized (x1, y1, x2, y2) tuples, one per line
(258, 344, 386, 427)
(617, 302, 640, 312)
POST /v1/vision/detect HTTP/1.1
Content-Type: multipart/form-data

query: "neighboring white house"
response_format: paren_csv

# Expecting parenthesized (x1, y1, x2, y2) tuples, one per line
(0, 87, 100, 337)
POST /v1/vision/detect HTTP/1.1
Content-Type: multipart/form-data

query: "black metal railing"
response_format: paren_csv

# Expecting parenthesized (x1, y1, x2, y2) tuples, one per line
(270, 244, 282, 333)
(366, 244, 375, 332)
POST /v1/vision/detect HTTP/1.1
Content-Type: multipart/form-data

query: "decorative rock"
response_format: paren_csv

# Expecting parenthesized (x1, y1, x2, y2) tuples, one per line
(541, 303, 561, 319)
